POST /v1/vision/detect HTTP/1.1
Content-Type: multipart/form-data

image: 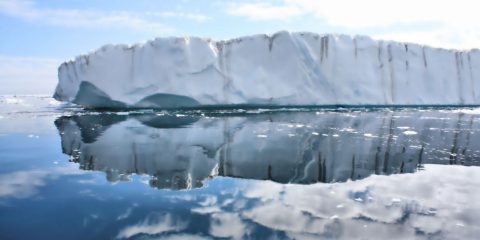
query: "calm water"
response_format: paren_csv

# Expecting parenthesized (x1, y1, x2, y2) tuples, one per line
(1, 96, 480, 239)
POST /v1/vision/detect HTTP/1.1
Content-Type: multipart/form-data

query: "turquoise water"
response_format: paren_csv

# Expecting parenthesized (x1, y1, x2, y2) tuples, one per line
(1, 96, 479, 239)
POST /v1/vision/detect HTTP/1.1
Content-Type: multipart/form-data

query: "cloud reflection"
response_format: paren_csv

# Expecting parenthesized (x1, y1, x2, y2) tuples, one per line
(178, 165, 480, 239)
(116, 212, 189, 239)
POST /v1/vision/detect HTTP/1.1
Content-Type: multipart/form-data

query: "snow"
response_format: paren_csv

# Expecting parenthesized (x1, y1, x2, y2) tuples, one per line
(54, 31, 480, 108)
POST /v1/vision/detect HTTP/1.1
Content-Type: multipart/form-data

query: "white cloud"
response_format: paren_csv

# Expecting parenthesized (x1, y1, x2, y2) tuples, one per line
(226, 2, 302, 21)
(287, 0, 478, 28)
(373, 26, 480, 50)
(149, 11, 211, 22)
(0, 55, 60, 95)
(0, 0, 209, 33)
(225, 0, 480, 49)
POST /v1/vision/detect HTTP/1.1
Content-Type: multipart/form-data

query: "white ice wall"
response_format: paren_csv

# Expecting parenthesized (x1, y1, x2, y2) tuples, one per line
(54, 31, 480, 107)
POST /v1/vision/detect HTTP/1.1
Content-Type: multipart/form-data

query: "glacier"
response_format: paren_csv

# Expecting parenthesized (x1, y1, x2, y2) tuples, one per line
(54, 31, 480, 108)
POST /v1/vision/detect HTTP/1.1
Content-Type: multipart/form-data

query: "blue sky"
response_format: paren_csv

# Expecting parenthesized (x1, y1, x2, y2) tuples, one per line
(1, 0, 479, 94)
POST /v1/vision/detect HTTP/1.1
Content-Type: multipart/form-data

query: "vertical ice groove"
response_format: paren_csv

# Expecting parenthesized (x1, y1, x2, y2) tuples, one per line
(455, 53, 465, 103)
(320, 36, 325, 62)
(405, 44, 409, 71)
(422, 47, 428, 68)
(467, 53, 476, 100)
(387, 44, 396, 103)
(217, 42, 227, 104)
(377, 41, 388, 104)
(354, 38, 358, 58)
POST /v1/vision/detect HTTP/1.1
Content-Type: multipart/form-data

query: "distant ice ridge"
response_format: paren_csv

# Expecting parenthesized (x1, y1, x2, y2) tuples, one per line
(54, 31, 480, 108)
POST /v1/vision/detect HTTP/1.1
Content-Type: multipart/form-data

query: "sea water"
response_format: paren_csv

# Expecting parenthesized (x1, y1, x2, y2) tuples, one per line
(0, 95, 479, 239)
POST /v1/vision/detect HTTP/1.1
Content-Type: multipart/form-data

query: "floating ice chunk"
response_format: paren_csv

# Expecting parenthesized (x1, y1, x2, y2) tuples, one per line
(5, 97, 24, 104)
(391, 198, 401, 203)
(403, 130, 418, 135)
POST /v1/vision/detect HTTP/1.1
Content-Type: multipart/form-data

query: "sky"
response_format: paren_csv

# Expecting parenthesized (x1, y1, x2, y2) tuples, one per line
(1, 0, 479, 94)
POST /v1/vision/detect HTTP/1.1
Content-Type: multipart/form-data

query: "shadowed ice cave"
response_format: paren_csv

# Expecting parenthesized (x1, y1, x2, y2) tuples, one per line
(55, 110, 480, 190)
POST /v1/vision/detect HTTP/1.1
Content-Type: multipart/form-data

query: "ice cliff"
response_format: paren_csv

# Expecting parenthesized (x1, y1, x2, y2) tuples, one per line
(54, 31, 480, 108)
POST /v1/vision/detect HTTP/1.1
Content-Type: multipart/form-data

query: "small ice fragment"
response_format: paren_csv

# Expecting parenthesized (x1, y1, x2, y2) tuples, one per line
(354, 198, 363, 202)
(256, 134, 268, 138)
(332, 134, 339, 137)
(456, 223, 465, 227)
(336, 204, 344, 208)
(364, 133, 373, 137)
(296, 124, 304, 128)
(287, 133, 295, 137)
(312, 132, 319, 135)
(391, 198, 401, 203)
(322, 134, 329, 137)
(397, 126, 410, 130)
(330, 215, 338, 219)
(176, 114, 186, 117)
(5, 97, 23, 104)
(48, 100, 61, 105)
(403, 130, 418, 135)
(53, 161, 59, 165)
(427, 209, 436, 214)
(287, 124, 294, 128)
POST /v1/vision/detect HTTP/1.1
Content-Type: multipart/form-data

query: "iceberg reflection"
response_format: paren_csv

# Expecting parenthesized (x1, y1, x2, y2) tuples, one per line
(55, 110, 480, 189)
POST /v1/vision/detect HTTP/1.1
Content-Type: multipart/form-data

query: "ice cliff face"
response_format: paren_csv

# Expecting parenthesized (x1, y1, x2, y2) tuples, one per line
(54, 31, 480, 108)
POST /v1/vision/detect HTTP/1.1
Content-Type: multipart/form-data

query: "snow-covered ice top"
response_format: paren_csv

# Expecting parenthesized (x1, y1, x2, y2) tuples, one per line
(54, 31, 480, 108)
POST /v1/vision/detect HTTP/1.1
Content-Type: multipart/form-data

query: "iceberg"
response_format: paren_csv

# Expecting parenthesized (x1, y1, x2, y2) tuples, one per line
(54, 31, 480, 109)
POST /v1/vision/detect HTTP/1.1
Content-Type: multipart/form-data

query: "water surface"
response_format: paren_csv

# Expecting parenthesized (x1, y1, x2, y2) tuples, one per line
(1, 96, 479, 239)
